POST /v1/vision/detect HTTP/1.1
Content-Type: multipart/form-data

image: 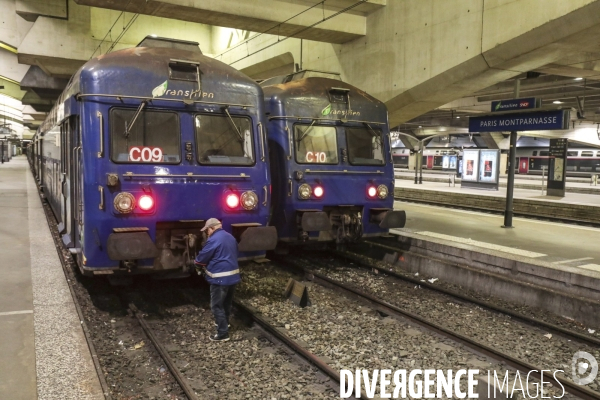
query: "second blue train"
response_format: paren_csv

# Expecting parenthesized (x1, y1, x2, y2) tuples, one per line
(262, 71, 406, 245)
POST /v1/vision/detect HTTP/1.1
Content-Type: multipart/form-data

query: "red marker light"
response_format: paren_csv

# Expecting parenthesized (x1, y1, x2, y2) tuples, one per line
(367, 186, 377, 198)
(313, 186, 324, 198)
(226, 193, 239, 209)
(138, 195, 154, 211)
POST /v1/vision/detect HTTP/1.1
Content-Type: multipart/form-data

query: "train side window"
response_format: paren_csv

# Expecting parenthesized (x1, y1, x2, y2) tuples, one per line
(581, 151, 594, 157)
(532, 151, 537, 156)
(567, 151, 578, 156)
(345, 126, 385, 166)
(294, 124, 338, 164)
(110, 108, 180, 164)
(539, 151, 549, 156)
(195, 114, 254, 165)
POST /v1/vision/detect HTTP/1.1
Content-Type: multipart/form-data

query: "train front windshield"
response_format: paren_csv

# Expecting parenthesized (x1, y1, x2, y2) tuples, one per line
(346, 127, 385, 166)
(195, 114, 254, 165)
(295, 125, 338, 164)
(110, 109, 181, 163)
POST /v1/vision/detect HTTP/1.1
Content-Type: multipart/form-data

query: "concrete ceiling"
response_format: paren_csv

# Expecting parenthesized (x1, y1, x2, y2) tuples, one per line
(73, 0, 368, 44)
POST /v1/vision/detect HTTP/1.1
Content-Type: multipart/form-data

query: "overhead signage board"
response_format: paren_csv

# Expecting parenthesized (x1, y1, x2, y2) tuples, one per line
(469, 110, 570, 133)
(491, 97, 540, 112)
(461, 150, 479, 182)
(549, 138, 568, 157)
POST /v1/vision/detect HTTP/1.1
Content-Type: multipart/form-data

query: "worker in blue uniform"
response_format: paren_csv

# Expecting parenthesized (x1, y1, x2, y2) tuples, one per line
(195, 218, 241, 342)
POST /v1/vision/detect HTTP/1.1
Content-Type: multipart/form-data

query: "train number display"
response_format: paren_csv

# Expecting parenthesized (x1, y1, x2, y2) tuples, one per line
(305, 151, 327, 163)
(129, 146, 163, 162)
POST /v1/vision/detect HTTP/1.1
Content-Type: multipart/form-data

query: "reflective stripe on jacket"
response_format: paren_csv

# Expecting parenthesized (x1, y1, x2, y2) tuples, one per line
(194, 228, 241, 285)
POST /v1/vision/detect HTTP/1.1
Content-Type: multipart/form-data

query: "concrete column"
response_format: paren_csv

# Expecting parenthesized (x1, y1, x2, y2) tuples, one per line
(408, 152, 417, 172)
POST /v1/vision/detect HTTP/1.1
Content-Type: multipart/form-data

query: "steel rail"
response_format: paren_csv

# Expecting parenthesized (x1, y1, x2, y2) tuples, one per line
(233, 300, 341, 384)
(275, 256, 600, 400)
(357, 240, 600, 348)
(129, 304, 200, 400)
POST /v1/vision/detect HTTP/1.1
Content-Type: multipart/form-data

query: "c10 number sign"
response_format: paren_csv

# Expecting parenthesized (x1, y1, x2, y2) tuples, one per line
(306, 151, 327, 163)
(129, 146, 163, 162)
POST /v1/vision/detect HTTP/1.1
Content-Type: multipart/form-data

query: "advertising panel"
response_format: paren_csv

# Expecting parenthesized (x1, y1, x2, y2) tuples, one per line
(462, 150, 479, 181)
(449, 156, 457, 169)
(478, 150, 499, 183)
(442, 155, 450, 169)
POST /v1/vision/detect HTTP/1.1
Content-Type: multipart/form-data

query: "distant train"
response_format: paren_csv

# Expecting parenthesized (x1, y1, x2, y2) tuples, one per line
(515, 147, 600, 176)
(392, 148, 459, 171)
(262, 72, 406, 245)
(393, 147, 600, 176)
(29, 36, 277, 277)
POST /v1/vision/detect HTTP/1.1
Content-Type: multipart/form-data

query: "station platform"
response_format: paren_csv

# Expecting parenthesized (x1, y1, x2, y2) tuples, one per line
(0, 156, 103, 400)
(394, 172, 600, 225)
(395, 169, 600, 195)
(390, 199, 600, 326)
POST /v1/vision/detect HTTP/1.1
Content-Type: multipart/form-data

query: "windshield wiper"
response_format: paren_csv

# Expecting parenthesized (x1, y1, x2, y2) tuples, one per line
(297, 119, 317, 142)
(363, 122, 380, 137)
(364, 122, 383, 149)
(124, 101, 147, 138)
(223, 106, 244, 142)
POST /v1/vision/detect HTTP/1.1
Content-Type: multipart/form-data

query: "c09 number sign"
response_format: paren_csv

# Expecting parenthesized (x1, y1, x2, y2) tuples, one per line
(129, 146, 163, 162)
(306, 151, 327, 163)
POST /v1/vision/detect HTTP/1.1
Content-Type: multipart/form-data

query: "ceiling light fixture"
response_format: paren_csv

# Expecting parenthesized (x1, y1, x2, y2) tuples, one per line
(574, 77, 583, 81)
(553, 100, 563, 104)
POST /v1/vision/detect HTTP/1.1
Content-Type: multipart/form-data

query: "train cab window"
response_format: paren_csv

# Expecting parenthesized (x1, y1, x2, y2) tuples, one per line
(195, 114, 254, 165)
(581, 151, 594, 157)
(110, 108, 180, 163)
(346, 127, 385, 165)
(294, 125, 338, 164)
(532, 151, 537, 156)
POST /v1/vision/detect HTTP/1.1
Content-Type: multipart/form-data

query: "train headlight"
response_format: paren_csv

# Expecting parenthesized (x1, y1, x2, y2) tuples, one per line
(298, 183, 312, 199)
(367, 186, 377, 198)
(377, 184, 388, 199)
(240, 191, 258, 210)
(114, 192, 135, 213)
(313, 185, 324, 198)
(226, 194, 239, 209)
(138, 195, 154, 211)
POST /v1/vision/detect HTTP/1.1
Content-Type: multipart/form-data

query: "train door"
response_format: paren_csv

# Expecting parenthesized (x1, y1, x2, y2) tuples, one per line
(60, 118, 75, 246)
(519, 157, 529, 174)
(426, 156, 434, 169)
(72, 117, 83, 256)
(37, 137, 43, 186)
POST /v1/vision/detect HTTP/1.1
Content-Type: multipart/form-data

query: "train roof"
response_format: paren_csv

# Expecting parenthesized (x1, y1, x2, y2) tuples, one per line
(36, 38, 262, 135)
(261, 76, 388, 125)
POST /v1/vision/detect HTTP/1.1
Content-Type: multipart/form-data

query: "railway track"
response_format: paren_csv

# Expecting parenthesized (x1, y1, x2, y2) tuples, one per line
(40, 182, 339, 398)
(273, 253, 600, 400)
(42, 198, 192, 399)
(354, 239, 600, 348)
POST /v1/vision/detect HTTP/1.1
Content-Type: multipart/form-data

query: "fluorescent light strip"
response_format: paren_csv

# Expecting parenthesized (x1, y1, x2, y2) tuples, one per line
(0, 41, 17, 54)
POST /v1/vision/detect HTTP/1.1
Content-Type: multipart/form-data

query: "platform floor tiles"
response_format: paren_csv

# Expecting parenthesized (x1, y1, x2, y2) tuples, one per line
(394, 200, 600, 272)
(0, 157, 103, 400)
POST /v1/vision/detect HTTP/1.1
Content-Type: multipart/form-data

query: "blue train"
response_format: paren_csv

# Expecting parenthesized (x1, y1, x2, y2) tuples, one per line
(29, 37, 277, 277)
(261, 71, 405, 245)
